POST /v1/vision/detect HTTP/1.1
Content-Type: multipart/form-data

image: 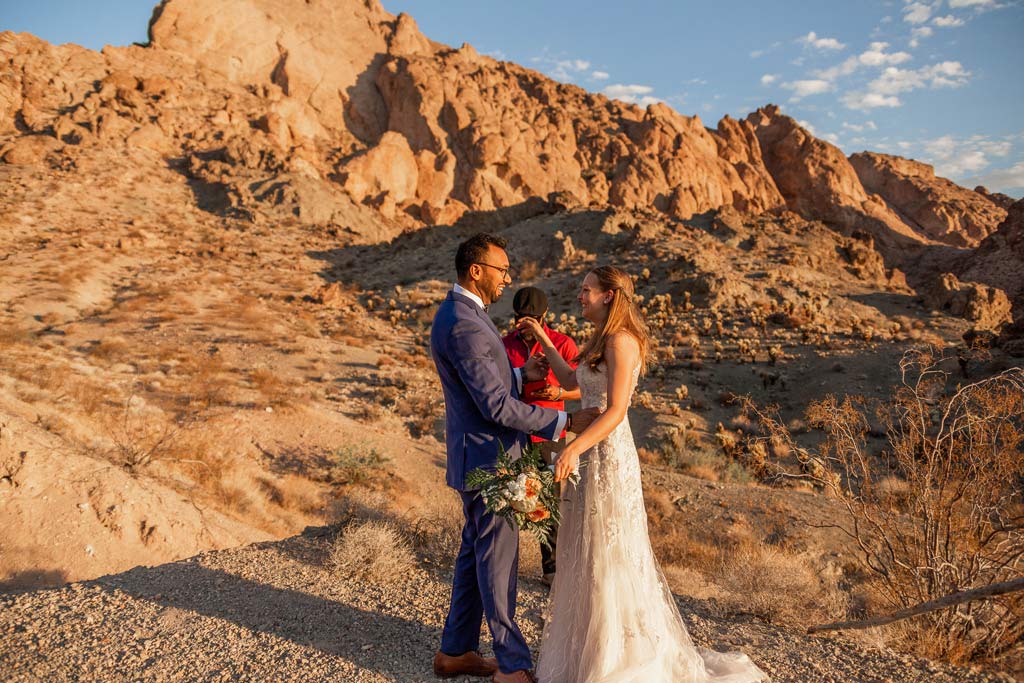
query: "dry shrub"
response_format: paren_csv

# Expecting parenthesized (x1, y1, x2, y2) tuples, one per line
(0, 322, 36, 347)
(178, 352, 231, 408)
(250, 367, 297, 407)
(661, 564, 726, 602)
(518, 260, 540, 281)
(328, 488, 393, 524)
(658, 426, 751, 484)
(714, 544, 847, 626)
(330, 520, 415, 584)
(215, 468, 268, 515)
(407, 497, 464, 564)
(328, 444, 391, 486)
(747, 348, 1024, 667)
(88, 335, 130, 361)
(260, 473, 324, 515)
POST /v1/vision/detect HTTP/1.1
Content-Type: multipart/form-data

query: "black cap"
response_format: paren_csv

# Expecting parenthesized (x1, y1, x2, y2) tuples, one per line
(512, 286, 548, 318)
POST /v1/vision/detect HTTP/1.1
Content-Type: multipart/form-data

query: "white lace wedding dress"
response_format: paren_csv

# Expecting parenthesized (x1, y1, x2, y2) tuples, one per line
(535, 362, 769, 683)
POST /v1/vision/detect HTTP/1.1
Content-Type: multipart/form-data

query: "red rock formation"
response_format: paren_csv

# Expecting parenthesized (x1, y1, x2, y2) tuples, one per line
(0, 2, 1011, 245)
(849, 152, 1006, 247)
(746, 106, 924, 248)
(959, 199, 1024, 314)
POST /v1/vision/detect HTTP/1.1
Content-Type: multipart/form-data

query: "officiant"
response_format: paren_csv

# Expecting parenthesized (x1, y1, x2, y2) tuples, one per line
(501, 286, 581, 586)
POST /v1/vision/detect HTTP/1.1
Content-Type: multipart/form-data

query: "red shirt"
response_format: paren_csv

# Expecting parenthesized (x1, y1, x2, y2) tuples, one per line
(502, 325, 579, 442)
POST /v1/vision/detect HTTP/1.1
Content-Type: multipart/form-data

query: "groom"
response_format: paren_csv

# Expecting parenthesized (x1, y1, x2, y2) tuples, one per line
(430, 233, 597, 683)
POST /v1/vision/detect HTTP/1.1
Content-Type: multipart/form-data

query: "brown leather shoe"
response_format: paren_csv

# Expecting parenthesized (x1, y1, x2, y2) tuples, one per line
(492, 670, 537, 683)
(433, 650, 499, 678)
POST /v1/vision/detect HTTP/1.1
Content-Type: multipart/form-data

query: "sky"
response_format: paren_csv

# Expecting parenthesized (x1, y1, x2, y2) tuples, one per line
(3, 0, 1022, 196)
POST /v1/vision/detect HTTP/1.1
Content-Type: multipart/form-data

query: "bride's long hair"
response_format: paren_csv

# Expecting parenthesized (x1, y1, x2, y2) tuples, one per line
(576, 265, 652, 375)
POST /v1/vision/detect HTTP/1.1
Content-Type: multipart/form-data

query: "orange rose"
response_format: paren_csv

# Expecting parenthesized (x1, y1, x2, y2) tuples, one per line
(526, 507, 551, 523)
(524, 476, 542, 498)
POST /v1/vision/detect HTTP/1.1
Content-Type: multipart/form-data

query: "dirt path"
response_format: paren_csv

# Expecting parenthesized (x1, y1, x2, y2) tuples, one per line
(0, 528, 1011, 683)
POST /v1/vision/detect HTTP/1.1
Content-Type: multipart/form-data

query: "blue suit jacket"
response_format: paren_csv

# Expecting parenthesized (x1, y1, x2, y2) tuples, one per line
(431, 290, 562, 490)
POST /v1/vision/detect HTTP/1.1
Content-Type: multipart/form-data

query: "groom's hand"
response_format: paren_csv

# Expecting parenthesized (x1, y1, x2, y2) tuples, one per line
(569, 407, 600, 433)
(523, 353, 549, 382)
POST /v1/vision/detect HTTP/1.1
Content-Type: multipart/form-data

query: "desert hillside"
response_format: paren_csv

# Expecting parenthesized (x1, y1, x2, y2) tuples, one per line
(1, 0, 1021, 680)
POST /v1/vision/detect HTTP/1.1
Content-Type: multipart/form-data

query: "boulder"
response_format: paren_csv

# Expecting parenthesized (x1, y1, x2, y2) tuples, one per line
(1, 134, 60, 165)
(921, 273, 1012, 329)
(959, 199, 1024, 313)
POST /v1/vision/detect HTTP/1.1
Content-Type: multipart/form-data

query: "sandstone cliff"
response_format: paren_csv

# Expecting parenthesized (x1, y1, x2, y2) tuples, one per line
(959, 199, 1024, 314)
(0, 0, 1017, 252)
(746, 106, 928, 249)
(850, 152, 1007, 247)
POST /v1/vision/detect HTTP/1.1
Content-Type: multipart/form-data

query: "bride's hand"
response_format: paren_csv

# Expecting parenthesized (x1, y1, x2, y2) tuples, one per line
(516, 317, 553, 348)
(554, 450, 580, 483)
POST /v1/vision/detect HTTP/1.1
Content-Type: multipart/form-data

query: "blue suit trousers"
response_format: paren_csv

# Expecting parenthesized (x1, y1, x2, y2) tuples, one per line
(439, 490, 532, 673)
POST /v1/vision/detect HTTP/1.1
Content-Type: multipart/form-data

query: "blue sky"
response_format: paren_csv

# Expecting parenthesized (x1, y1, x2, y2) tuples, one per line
(3, 0, 1022, 196)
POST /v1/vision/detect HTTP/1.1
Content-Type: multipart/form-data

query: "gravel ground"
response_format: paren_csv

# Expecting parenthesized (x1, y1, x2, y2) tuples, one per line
(0, 528, 1013, 683)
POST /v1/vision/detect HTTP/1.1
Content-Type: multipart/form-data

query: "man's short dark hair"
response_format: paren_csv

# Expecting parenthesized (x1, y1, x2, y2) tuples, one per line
(455, 233, 507, 279)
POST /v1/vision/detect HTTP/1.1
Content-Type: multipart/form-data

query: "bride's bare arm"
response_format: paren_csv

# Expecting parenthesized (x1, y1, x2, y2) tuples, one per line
(515, 318, 579, 390)
(553, 332, 640, 482)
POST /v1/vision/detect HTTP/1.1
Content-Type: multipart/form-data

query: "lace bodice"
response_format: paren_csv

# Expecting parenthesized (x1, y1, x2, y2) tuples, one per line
(575, 361, 641, 410)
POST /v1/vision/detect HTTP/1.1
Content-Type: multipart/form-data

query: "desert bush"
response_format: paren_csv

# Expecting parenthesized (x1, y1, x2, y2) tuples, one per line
(714, 544, 847, 626)
(658, 425, 753, 483)
(259, 473, 324, 515)
(328, 444, 391, 485)
(407, 497, 464, 565)
(0, 322, 36, 347)
(249, 367, 298, 407)
(330, 520, 415, 584)
(747, 348, 1024, 666)
(103, 385, 213, 472)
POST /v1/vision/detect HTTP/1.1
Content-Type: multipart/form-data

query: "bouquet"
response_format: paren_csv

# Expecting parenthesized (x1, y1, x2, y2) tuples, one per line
(465, 443, 579, 549)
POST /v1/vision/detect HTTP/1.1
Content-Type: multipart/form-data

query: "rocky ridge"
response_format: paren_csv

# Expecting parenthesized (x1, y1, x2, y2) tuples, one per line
(0, 0, 1014, 254)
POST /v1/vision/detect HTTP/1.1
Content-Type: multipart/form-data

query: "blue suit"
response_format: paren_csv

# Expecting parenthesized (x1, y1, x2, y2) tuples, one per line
(430, 290, 561, 672)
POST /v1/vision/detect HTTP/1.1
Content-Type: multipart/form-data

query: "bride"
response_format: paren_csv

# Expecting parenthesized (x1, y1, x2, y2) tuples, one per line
(517, 266, 769, 683)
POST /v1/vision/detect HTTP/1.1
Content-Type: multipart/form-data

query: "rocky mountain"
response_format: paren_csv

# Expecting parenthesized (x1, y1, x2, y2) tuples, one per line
(960, 199, 1024, 312)
(1, 1, 1022, 678)
(2, 0, 1014, 253)
(850, 152, 1007, 247)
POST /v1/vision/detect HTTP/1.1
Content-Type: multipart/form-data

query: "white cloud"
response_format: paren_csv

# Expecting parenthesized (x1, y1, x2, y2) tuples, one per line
(484, 49, 507, 60)
(963, 162, 1024, 194)
(591, 70, 609, 80)
(868, 61, 970, 96)
(932, 15, 966, 27)
(532, 53, 596, 82)
(910, 26, 933, 47)
(760, 74, 778, 85)
(813, 43, 911, 82)
(903, 2, 933, 24)
(797, 120, 817, 135)
(781, 79, 834, 100)
(842, 120, 878, 132)
(949, 0, 994, 7)
(750, 41, 783, 59)
(800, 31, 846, 50)
(604, 84, 654, 98)
(603, 84, 661, 106)
(842, 91, 902, 109)
(921, 134, 1016, 179)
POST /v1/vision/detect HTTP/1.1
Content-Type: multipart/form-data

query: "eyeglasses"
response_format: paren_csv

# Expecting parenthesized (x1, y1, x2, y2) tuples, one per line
(474, 262, 512, 278)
